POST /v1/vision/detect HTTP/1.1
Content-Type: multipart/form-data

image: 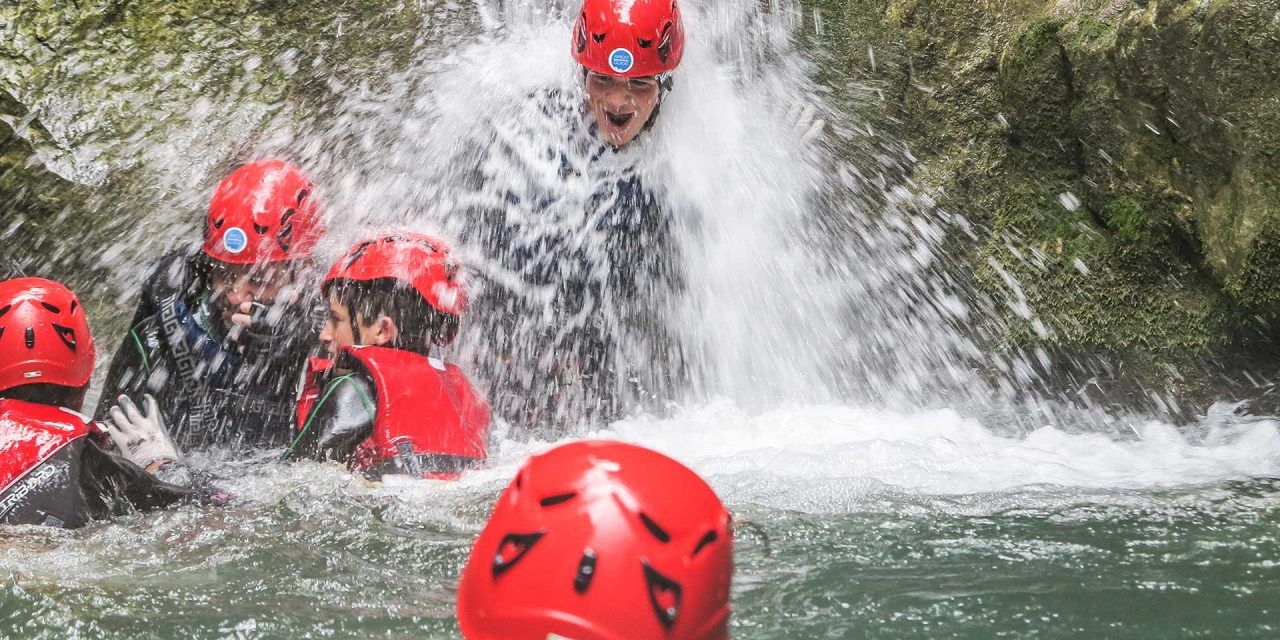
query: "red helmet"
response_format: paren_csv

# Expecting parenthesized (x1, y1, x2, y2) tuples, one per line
(458, 440, 733, 640)
(323, 232, 467, 317)
(573, 0, 686, 78)
(0, 278, 95, 394)
(203, 160, 325, 265)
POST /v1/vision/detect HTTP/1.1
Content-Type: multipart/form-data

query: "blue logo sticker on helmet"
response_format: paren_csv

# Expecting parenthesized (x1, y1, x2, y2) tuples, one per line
(609, 48, 635, 74)
(223, 227, 249, 254)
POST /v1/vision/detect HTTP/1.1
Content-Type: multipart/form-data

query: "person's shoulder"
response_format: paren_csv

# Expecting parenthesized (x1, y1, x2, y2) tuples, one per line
(490, 85, 585, 143)
(317, 369, 378, 427)
(139, 244, 206, 302)
(325, 367, 376, 404)
(437, 359, 485, 392)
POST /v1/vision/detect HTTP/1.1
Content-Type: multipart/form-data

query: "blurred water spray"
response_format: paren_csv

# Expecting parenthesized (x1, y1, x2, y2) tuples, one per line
(3, 0, 1038, 430)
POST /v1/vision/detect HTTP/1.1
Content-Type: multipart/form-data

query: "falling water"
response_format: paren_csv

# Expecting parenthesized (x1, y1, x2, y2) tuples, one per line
(2, 1, 1279, 637)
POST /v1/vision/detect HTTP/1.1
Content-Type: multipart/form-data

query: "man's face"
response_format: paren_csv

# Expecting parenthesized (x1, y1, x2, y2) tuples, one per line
(208, 262, 296, 327)
(584, 70, 662, 147)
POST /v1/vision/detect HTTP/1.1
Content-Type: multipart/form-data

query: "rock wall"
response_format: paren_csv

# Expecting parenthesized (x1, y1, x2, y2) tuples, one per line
(810, 0, 1280, 395)
(0, 0, 465, 285)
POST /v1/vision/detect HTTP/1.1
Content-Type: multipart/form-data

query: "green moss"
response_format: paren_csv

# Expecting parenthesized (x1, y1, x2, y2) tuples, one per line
(1226, 216, 1280, 316)
(1071, 18, 1118, 47)
(1102, 197, 1148, 243)
(1017, 19, 1064, 57)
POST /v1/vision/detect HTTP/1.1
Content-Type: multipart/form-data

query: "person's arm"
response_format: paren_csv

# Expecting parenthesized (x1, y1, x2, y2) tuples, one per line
(284, 373, 376, 464)
(77, 440, 209, 516)
(94, 303, 158, 421)
(90, 393, 225, 514)
(94, 248, 204, 421)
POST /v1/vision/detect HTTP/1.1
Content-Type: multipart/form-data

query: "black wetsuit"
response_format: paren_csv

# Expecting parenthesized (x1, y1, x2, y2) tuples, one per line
(95, 247, 319, 449)
(0, 399, 199, 528)
(287, 367, 376, 466)
(455, 88, 686, 430)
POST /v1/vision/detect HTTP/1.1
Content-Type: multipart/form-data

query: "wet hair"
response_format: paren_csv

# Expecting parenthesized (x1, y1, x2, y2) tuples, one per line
(329, 278, 459, 356)
(0, 383, 89, 411)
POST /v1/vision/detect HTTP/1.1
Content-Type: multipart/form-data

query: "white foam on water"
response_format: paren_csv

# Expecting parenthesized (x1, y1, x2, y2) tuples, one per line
(328, 399, 1280, 518)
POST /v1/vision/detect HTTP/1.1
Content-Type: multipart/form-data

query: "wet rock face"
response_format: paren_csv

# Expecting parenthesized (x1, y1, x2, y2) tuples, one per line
(810, 0, 1280, 374)
(0, 0, 466, 284)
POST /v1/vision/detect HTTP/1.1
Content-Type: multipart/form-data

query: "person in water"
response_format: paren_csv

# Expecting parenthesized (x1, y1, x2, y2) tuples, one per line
(573, 0, 684, 148)
(457, 440, 733, 639)
(458, 0, 690, 429)
(0, 277, 201, 528)
(95, 160, 327, 449)
(285, 232, 491, 479)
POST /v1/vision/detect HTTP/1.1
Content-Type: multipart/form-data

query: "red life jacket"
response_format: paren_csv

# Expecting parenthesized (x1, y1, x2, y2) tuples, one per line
(297, 347, 491, 479)
(0, 399, 94, 526)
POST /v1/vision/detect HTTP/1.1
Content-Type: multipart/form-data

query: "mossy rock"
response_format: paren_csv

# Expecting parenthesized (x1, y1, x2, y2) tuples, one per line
(805, 0, 1280, 402)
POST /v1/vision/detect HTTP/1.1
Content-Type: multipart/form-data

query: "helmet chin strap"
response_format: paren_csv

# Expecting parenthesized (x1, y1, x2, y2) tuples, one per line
(640, 73, 674, 135)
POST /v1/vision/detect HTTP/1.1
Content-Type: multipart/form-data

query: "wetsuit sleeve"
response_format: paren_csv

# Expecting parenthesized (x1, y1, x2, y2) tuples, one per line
(77, 440, 204, 516)
(285, 373, 376, 464)
(94, 249, 203, 421)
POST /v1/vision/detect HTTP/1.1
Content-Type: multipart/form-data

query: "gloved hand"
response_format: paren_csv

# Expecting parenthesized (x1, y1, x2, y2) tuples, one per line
(230, 301, 279, 347)
(232, 295, 322, 351)
(105, 394, 180, 470)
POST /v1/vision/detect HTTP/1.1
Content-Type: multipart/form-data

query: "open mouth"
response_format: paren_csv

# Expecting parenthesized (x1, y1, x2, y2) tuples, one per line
(605, 110, 635, 128)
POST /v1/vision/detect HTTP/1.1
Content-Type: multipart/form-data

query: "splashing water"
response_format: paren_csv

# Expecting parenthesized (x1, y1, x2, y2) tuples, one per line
(2, 0, 1279, 637)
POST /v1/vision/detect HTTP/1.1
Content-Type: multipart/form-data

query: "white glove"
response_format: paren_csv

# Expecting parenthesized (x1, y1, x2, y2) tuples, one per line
(105, 394, 180, 469)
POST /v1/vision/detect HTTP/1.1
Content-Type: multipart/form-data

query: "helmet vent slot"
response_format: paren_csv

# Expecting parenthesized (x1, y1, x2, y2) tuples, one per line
(573, 549, 597, 593)
(657, 22, 674, 63)
(69, 300, 78, 314)
(642, 560, 682, 629)
(296, 189, 310, 205)
(279, 209, 298, 244)
(40, 302, 61, 313)
(52, 324, 77, 351)
(592, 32, 607, 44)
(492, 531, 544, 578)
(539, 492, 578, 508)
(0, 304, 11, 318)
(639, 512, 671, 543)
(637, 38, 653, 48)
(576, 16, 588, 53)
(24, 327, 35, 348)
(691, 530, 718, 558)
(253, 223, 270, 235)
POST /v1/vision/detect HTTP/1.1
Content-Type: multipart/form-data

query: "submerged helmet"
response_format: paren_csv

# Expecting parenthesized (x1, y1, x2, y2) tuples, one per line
(0, 278, 95, 394)
(573, 0, 686, 78)
(203, 160, 325, 265)
(458, 440, 733, 640)
(322, 233, 467, 340)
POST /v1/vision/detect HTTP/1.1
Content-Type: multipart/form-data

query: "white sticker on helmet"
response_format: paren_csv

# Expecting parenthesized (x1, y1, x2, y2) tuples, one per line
(223, 227, 249, 254)
(609, 48, 635, 74)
